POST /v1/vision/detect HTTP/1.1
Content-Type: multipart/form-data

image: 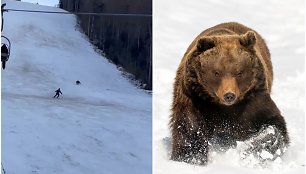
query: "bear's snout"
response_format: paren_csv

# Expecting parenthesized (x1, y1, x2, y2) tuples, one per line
(216, 76, 240, 105)
(224, 92, 236, 103)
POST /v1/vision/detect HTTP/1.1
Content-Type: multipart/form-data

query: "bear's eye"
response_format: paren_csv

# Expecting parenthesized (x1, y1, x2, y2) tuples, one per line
(237, 71, 243, 77)
(215, 71, 220, 77)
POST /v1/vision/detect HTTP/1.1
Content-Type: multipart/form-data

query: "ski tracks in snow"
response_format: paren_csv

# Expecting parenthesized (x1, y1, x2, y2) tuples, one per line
(2, 92, 149, 113)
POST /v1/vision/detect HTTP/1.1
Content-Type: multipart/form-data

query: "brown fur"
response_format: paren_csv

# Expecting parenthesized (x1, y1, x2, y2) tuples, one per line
(170, 22, 288, 165)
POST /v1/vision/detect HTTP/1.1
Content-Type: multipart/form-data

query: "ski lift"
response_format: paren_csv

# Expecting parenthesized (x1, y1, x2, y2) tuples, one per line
(1, 36, 11, 69)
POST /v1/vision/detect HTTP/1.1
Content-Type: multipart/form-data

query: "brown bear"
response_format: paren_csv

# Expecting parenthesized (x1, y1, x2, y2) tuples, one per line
(170, 22, 289, 165)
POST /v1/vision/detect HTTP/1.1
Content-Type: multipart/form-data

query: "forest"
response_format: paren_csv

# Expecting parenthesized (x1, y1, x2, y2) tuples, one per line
(59, 0, 152, 89)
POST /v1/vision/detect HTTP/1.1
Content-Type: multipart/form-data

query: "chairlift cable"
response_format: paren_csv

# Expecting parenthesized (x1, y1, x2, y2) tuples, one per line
(4, 8, 152, 17)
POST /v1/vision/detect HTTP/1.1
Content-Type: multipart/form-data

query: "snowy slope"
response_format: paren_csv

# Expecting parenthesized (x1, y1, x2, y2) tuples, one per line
(153, 0, 304, 173)
(21, 0, 59, 7)
(1, 1, 151, 174)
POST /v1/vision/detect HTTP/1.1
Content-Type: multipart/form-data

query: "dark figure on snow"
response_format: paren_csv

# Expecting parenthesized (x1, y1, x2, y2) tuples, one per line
(53, 88, 62, 98)
(76, 80, 81, 85)
(1, 44, 9, 69)
(1, 44, 9, 62)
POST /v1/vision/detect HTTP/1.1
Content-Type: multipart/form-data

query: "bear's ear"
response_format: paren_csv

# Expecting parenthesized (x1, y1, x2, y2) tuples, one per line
(197, 37, 215, 53)
(239, 31, 256, 49)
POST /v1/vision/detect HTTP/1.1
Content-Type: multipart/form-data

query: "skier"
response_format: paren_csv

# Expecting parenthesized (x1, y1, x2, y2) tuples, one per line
(1, 44, 9, 69)
(76, 80, 81, 85)
(1, 44, 9, 62)
(53, 88, 62, 98)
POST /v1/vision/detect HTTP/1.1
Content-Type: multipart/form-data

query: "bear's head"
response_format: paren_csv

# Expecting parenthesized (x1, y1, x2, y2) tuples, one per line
(185, 31, 265, 106)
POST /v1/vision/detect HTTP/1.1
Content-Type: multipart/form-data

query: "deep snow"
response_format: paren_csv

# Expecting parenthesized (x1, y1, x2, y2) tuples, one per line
(1, 0, 151, 174)
(153, 0, 305, 173)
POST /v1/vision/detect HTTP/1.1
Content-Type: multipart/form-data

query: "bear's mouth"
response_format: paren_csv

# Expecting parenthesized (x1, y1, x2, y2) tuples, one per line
(222, 100, 236, 106)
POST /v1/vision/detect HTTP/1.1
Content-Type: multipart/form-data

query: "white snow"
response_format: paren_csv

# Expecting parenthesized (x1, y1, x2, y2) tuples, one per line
(20, 0, 59, 7)
(1, 0, 151, 174)
(260, 150, 274, 160)
(153, 0, 304, 173)
(266, 126, 275, 135)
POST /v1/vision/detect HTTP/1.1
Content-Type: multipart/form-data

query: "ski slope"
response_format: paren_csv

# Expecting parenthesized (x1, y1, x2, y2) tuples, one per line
(153, 0, 305, 173)
(21, 0, 58, 7)
(1, 1, 151, 174)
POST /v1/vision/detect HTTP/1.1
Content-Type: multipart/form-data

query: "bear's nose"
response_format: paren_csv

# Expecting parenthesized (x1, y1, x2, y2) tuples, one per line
(224, 92, 236, 103)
